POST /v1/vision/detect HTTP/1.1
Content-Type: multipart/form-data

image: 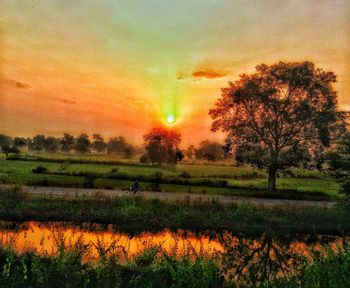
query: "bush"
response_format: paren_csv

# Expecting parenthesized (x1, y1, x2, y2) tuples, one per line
(139, 154, 149, 164)
(106, 167, 118, 176)
(0, 186, 29, 207)
(32, 165, 48, 174)
(180, 171, 191, 178)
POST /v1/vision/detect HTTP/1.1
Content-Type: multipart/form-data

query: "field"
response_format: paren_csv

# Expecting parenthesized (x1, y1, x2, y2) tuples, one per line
(0, 153, 341, 201)
(0, 153, 347, 287)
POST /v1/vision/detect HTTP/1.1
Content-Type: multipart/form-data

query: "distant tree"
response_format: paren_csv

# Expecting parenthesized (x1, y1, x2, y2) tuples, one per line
(74, 133, 91, 154)
(0, 134, 13, 157)
(13, 137, 27, 148)
(176, 150, 185, 163)
(0, 135, 12, 147)
(61, 133, 75, 152)
(44, 136, 60, 153)
(32, 135, 46, 153)
(195, 140, 224, 162)
(107, 137, 135, 158)
(123, 145, 135, 159)
(139, 154, 149, 164)
(210, 62, 347, 192)
(185, 145, 196, 160)
(235, 143, 267, 168)
(143, 128, 181, 166)
(92, 134, 107, 153)
(107, 137, 126, 155)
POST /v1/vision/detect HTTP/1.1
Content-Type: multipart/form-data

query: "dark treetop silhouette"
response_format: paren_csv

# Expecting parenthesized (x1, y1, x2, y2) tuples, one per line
(210, 61, 347, 192)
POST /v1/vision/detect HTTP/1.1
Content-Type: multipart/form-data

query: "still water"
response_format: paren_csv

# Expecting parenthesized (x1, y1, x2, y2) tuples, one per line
(0, 221, 223, 259)
(0, 221, 342, 261)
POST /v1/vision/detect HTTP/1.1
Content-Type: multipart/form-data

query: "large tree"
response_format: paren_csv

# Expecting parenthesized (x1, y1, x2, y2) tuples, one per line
(210, 62, 346, 192)
(143, 128, 181, 166)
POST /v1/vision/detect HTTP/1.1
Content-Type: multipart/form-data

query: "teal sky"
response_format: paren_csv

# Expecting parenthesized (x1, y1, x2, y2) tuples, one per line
(1, 0, 349, 145)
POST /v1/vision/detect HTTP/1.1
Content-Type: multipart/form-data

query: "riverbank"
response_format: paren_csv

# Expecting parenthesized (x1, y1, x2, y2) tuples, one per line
(0, 186, 348, 236)
(0, 233, 349, 288)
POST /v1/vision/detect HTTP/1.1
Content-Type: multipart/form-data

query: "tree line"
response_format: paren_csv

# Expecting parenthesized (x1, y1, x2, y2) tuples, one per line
(0, 133, 141, 158)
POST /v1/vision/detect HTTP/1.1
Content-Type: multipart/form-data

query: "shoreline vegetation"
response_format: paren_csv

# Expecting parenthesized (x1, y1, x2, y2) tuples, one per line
(0, 186, 348, 236)
(0, 216, 349, 287)
(0, 237, 350, 288)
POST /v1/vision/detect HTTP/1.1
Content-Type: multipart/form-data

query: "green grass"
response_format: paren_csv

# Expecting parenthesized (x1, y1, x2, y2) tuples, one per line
(0, 153, 341, 200)
(0, 186, 348, 235)
(0, 245, 225, 287)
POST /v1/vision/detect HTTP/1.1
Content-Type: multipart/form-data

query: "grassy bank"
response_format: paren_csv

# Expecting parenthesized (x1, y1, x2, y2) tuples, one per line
(0, 186, 348, 235)
(0, 235, 349, 287)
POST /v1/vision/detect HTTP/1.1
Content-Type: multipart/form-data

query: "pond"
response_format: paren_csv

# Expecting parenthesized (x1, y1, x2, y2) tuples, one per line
(0, 220, 343, 261)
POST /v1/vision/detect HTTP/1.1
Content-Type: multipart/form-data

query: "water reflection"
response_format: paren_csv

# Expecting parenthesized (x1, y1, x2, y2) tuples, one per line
(0, 221, 344, 260)
(0, 221, 346, 285)
(0, 221, 223, 260)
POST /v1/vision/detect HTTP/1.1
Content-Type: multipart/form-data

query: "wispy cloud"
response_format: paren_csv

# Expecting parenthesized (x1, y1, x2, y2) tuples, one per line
(192, 70, 227, 79)
(177, 69, 228, 82)
(0, 77, 31, 89)
(61, 98, 76, 105)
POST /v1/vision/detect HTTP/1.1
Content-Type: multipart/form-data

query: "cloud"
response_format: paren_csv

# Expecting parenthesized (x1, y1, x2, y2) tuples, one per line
(61, 98, 76, 105)
(0, 77, 31, 89)
(177, 69, 228, 82)
(192, 70, 227, 79)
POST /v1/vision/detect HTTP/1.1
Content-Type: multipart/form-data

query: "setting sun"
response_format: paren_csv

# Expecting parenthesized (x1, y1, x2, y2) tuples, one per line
(166, 114, 176, 124)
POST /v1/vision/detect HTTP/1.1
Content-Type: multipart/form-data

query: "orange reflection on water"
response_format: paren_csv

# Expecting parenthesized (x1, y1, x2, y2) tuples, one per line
(0, 222, 223, 260)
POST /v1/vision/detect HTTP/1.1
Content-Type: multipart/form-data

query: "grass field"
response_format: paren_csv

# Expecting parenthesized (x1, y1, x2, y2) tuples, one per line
(0, 153, 341, 200)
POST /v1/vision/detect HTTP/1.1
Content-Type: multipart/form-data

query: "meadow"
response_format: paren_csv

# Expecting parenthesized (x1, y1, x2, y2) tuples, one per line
(0, 153, 340, 201)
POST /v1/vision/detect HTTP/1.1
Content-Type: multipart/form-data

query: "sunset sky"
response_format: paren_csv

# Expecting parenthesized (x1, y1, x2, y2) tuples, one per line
(1, 0, 349, 146)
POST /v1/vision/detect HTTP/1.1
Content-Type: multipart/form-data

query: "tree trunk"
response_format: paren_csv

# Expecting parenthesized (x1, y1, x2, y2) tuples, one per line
(267, 165, 277, 193)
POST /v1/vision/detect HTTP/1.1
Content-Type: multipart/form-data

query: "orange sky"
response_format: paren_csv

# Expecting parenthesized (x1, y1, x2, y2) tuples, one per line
(1, 0, 349, 146)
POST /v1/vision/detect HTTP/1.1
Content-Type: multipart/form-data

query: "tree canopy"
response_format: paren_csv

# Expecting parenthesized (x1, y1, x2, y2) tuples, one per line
(210, 61, 347, 192)
(143, 128, 182, 166)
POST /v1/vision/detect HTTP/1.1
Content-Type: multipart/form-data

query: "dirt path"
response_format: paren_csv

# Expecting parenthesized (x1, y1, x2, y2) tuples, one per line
(22, 185, 336, 207)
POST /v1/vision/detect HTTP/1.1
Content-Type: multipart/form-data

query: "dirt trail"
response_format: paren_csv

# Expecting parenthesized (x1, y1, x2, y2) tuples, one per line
(21, 186, 336, 208)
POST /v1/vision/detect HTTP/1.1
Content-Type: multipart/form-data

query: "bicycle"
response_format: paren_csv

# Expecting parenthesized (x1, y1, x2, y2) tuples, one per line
(123, 185, 143, 196)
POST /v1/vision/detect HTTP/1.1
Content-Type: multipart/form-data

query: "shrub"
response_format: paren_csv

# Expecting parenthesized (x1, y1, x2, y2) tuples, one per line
(180, 171, 191, 178)
(0, 186, 29, 207)
(139, 154, 149, 164)
(32, 166, 48, 174)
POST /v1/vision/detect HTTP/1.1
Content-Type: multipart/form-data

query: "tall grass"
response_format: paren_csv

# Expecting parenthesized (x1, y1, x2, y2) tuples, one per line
(0, 232, 349, 287)
(0, 186, 348, 235)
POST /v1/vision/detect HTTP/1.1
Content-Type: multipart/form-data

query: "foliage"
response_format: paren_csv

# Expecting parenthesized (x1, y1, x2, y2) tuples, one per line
(32, 165, 48, 174)
(275, 242, 350, 288)
(195, 141, 224, 162)
(75, 133, 91, 154)
(327, 131, 350, 195)
(91, 134, 107, 153)
(210, 62, 347, 192)
(0, 186, 347, 235)
(61, 133, 75, 152)
(143, 128, 181, 166)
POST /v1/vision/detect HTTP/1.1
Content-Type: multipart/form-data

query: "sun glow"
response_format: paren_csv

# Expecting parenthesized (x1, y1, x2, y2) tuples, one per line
(166, 114, 176, 124)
